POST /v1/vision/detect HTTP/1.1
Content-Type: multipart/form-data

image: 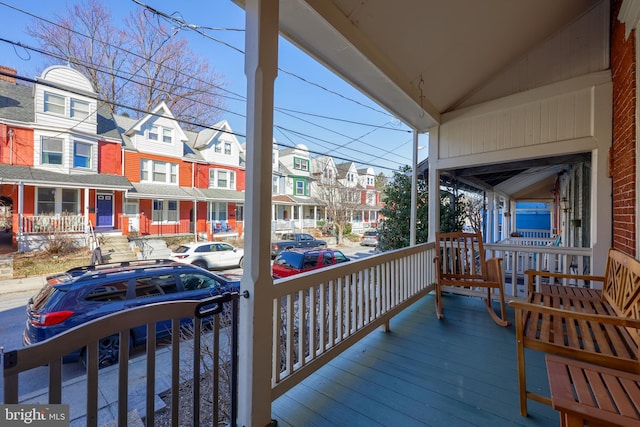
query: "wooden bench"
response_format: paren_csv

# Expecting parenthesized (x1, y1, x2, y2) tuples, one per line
(434, 231, 509, 327)
(546, 355, 640, 427)
(509, 248, 640, 416)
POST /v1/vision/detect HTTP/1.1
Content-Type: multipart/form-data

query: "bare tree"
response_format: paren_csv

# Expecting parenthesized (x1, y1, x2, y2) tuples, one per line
(466, 194, 485, 233)
(315, 174, 362, 246)
(28, 0, 225, 127)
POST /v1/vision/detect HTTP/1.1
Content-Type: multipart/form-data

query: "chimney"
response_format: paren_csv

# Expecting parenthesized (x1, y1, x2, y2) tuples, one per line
(0, 66, 17, 83)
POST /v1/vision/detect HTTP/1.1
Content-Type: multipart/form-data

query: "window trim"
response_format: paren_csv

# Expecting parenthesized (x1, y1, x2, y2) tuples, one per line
(209, 168, 237, 190)
(293, 156, 309, 172)
(70, 98, 90, 119)
(41, 137, 64, 166)
(140, 159, 179, 184)
(73, 141, 92, 169)
(43, 92, 65, 116)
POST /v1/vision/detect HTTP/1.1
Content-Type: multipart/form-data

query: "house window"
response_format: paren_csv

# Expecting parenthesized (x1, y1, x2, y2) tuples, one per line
(162, 128, 172, 143)
(294, 179, 307, 196)
(224, 142, 232, 155)
(141, 160, 178, 184)
(152, 199, 178, 223)
(347, 173, 355, 182)
(41, 137, 63, 165)
(294, 157, 309, 171)
(61, 189, 78, 214)
(73, 141, 92, 168)
(148, 125, 159, 141)
(70, 99, 90, 119)
(215, 143, 222, 153)
(272, 176, 279, 193)
(209, 202, 228, 221)
(44, 92, 65, 115)
(209, 169, 236, 189)
(37, 188, 56, 214)
(236, 204, 244, 221)
(367, 176, 374, 186)
(124, 201, 138, 215)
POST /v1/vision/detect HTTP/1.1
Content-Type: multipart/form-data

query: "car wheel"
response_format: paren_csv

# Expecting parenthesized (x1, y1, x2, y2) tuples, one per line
(82, 333, 133, 369)
(238, 257, 244, 268)
(193, 260, 208, 270)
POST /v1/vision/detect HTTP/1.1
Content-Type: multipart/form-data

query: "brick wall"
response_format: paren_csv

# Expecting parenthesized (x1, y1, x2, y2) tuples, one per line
(611, 0, 637, 256)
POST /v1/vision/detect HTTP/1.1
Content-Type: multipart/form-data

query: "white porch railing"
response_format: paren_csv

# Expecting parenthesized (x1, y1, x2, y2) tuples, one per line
(20, 214, 85, 234)
(485, 241, 593, 298)
(272, 219, 317, 232)
(270, 242, 436, 399)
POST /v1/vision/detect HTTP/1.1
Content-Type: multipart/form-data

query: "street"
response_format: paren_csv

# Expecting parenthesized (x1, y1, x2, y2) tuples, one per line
(0, 244, 375, 400)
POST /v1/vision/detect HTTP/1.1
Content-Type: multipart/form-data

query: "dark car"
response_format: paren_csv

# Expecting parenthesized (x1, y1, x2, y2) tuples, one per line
(23, 260, 240, 367)
(272, 248, 350, 279)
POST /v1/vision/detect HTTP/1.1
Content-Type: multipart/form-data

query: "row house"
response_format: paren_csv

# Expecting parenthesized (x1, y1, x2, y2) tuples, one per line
(0, 65, 245, 252)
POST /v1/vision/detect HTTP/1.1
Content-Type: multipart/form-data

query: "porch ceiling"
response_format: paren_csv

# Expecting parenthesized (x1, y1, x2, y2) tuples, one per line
(237, 0, 601, 132)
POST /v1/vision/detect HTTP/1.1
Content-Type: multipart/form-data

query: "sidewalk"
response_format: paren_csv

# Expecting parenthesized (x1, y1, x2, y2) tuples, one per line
(0, 275, 46, 297)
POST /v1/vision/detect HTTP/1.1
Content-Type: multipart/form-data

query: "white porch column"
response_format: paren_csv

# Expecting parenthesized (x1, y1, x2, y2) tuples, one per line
(238, 0, 278, 425)
(410, 129, 418, 245)
(485, 191, 494, 243)
(18, 181, 24, 235)
(590, 82, 612, 276)
(428, 126, 440, 241)
(492, 192, 500, 242)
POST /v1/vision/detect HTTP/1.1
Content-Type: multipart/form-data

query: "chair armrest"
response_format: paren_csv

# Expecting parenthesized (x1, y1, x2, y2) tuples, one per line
(508, 300, 640, 329)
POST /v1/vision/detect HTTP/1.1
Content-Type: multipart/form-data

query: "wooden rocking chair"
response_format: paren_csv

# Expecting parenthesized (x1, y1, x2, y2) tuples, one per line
(433, 231, 510, 327)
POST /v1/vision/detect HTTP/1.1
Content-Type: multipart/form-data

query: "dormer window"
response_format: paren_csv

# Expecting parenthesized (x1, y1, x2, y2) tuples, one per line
(70, 99, 90, 119)
(163, 128, 172, 143)
(294, 157, 309, 171)
(148, 125, 159, 141)
(224, 142, 232, 155)
(44, 92, 65, 115)
(347, 173, 355, 182)
(147, 125, 173, 143)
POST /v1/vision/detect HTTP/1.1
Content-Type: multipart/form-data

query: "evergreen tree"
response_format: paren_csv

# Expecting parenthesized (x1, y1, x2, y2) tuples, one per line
(378, 166, 429, 251)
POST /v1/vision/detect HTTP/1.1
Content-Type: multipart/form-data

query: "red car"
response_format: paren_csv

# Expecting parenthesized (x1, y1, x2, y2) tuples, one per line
(272, 248, 350, 279)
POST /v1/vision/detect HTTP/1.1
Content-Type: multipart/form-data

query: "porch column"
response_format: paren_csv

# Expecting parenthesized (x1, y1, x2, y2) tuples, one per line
(591, 82, 612, 275)
(239, 0, 278, 425)
(485, 191, 494, 243)
(428, 126, 440, 240)
(492, 192, 500, 242)
(410, 129, 418, 245)
(18, 181, 23, 235)
(193, 200, 197, 242)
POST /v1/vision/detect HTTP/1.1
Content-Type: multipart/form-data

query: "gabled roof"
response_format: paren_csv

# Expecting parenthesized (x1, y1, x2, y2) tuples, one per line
(0, 80, 34, 123)
(123, 101, 189, 142)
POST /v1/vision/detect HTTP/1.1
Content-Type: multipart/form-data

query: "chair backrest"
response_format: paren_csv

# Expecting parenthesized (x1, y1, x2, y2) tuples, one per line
(435, 231, 487, 280)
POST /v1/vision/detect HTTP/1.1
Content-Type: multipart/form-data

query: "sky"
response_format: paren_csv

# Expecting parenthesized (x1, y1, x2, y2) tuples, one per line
(0, 0, 428, 175)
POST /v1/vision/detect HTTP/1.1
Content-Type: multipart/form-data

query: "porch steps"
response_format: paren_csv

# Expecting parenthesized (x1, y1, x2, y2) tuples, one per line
(129, 238, 172, 260)
(0, 254, 13, 280)
(98, 234, 136, 263)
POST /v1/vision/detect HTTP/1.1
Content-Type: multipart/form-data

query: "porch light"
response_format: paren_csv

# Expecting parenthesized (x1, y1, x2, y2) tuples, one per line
(561, 197, 571, 213)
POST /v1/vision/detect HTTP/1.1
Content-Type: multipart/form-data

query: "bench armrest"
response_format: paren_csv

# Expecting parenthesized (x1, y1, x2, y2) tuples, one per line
(509, 299, 640, 329)
(524, 269, 606, 295)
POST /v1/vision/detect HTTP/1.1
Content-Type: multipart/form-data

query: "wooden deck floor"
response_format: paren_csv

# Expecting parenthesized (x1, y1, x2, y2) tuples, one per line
(273, 293, 558, 426)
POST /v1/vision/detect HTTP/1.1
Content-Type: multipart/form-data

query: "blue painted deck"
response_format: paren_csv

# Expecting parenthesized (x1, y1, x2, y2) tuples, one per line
(273, 293, 558, 426)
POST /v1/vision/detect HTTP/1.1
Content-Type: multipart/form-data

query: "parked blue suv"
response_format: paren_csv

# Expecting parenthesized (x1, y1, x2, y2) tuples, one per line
(23, 259, 240, 367)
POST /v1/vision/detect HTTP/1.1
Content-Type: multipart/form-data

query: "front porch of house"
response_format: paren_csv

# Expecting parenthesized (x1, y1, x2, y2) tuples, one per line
(272, 293, 556, 427)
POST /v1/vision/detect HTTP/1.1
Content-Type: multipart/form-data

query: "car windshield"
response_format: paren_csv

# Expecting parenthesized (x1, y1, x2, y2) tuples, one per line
(364, 231, 377, 237)
(173, 245, 191, 254)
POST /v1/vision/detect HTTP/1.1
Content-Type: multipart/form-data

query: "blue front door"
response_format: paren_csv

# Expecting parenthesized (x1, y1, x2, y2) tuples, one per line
(96, 194, 113, 227)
